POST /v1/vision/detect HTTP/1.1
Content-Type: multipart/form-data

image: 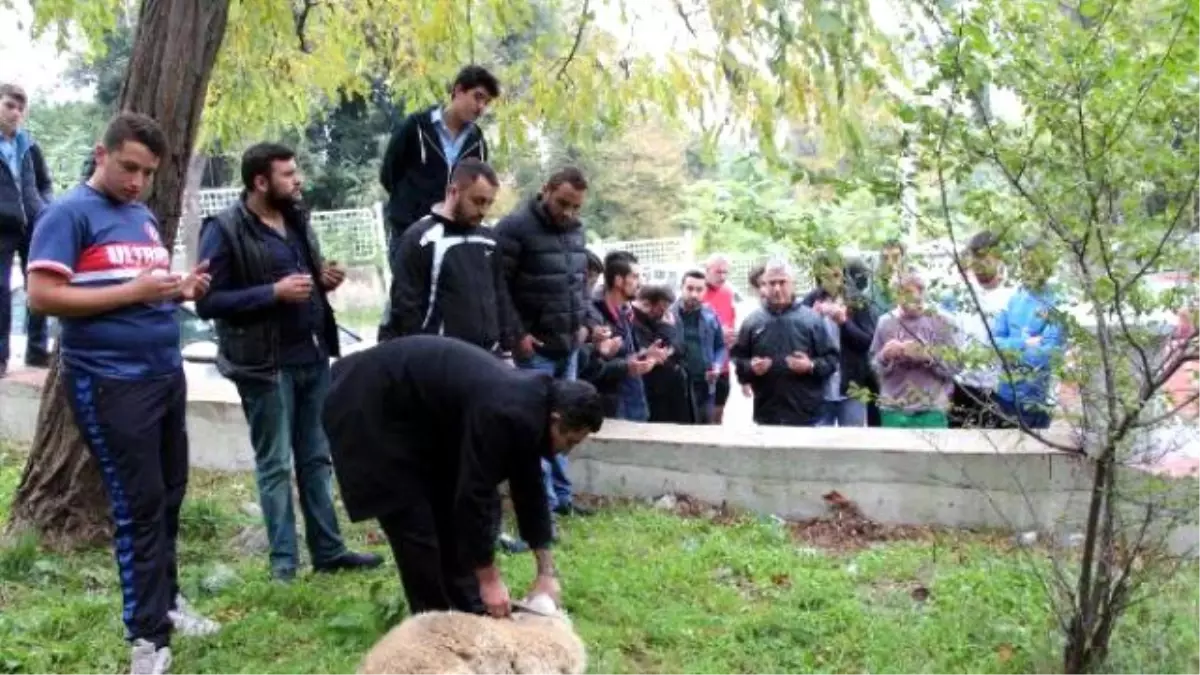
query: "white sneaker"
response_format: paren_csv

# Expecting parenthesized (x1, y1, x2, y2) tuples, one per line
(168, 595, 221, 637)
(130, 638, 172, 675)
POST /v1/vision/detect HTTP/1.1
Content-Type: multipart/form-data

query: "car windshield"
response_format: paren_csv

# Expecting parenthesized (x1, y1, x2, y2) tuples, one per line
(177, 306, 217, 346)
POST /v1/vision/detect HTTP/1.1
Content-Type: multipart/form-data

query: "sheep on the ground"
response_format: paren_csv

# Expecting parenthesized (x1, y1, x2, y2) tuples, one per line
(358, 594, 586, 675)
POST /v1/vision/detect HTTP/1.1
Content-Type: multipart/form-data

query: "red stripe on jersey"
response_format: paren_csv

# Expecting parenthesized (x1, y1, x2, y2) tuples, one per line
(76, 243, 170, 273)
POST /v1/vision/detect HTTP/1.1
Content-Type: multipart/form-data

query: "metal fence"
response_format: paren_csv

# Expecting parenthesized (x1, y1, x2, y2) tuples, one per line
(192, 188, 387, 268)
(187, 189, 737, 295)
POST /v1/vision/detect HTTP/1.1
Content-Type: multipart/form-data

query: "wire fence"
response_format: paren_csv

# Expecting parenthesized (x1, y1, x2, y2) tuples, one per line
(190, 188, 386, 268)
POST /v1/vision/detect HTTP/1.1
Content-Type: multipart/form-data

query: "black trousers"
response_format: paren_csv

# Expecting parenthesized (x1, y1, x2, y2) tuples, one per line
(64, 366, 188, 648)
(376, 478, 498, 616)
(948, 382, 1005, 429)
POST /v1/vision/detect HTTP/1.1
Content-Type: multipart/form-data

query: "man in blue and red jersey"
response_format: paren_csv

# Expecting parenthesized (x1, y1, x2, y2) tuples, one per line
(26, 112, 218, 675)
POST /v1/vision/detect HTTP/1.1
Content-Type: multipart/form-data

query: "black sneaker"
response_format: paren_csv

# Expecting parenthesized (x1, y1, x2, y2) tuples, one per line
(24, 352, 50, 369)
(553, 503, 595, 517)
(497, 533, 530, 554)
(313, 551, 384, 574)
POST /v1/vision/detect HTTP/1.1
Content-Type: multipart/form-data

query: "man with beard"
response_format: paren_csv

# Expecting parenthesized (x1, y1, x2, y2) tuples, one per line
(377, 66, 499, 340)
(494, 167, 591, 516)
(322, 335, 605, 618)
(198, 142, 382, 582)
(591, 252, 666, 420)
(801, 250, 877, 427)
(731, 258, 839, 427)
(382, 158, 514, 353)
(630, 284, 690, 423)
(674, 270, 727, 423)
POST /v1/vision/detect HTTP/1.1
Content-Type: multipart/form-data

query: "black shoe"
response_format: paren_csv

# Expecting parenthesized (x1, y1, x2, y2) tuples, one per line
(313, 551, 384, 574)
(24, 352, 50, 369)
(553, 503, 595, 517)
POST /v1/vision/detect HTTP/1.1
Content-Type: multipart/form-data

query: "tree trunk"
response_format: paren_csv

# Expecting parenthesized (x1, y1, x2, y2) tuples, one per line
(5, 357, 111, 550)
(117, 0, 232, 250)
(5, 0, 231, 549)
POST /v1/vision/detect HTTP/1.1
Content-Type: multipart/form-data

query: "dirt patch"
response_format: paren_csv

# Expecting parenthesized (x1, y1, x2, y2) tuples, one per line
(572, 490, 1001, 553)
(787, 490, 938, 552)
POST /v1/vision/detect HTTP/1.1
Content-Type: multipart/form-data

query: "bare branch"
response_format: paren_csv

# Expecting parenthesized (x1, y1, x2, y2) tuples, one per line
(294, 0, 319, 54)
(672, 0, 700, 38)
(556, 0, 592, 82)
(466, 0, 475, 64)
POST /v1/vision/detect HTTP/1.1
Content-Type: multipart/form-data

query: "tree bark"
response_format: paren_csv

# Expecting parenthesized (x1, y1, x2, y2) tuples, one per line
(6, 358, 111, 550)
(5, 0, 231, 549)
(117, 0, 232, 251)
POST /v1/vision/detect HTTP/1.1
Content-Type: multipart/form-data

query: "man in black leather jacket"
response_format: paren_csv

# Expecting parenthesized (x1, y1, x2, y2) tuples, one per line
(493, 167, 592, 517)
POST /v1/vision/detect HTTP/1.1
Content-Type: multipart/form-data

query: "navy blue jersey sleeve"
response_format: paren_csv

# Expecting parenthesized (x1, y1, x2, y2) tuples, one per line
(27, 201, 85, 278)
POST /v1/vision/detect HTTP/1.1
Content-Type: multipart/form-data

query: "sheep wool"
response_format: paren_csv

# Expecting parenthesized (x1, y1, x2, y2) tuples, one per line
(358, 595, 586, 675)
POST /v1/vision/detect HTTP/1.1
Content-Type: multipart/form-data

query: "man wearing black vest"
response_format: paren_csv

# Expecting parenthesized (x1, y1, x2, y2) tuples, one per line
(197, 143, 381, 581)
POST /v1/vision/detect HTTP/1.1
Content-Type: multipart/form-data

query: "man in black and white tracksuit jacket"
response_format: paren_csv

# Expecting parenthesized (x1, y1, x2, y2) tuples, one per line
(380, 159, 515, 354)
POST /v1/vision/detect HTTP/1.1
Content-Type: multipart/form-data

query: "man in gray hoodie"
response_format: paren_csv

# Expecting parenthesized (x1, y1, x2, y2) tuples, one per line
(0, 83, 51, 377)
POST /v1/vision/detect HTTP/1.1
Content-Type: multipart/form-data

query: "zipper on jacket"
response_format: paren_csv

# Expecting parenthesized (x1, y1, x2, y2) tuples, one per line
(0, 155, 26, 227)
(562, 233, 578, 340)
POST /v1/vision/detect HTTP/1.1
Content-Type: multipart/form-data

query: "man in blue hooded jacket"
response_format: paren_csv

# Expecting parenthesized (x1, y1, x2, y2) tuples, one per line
(0, 83, 52, 377)
(991, 238, 1065, 429)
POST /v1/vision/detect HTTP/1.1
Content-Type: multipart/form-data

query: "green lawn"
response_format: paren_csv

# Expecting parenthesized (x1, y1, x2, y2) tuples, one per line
(0, 444, 1196, 674)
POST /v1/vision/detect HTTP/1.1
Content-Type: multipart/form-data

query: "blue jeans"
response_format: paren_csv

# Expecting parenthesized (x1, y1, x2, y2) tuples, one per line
(516, 350, 578, 511)
(236, 361, 347, 577)
(817, 399, 868, 427)
(996, 397, 1052, 430)
(0, 233, 49, 365)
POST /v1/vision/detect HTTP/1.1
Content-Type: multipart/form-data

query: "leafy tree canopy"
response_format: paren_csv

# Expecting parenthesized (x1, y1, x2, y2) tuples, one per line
(21, 0, 659, 159)
(17, 0, 901, 162)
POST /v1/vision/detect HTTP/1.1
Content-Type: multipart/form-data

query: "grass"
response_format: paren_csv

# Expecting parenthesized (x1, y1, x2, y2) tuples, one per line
(0, 444, 1196, 674)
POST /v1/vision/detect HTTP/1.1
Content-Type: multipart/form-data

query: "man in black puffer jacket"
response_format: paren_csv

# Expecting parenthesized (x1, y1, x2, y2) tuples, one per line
(494, 167, 591, 373)
(493, 167, 592, 518)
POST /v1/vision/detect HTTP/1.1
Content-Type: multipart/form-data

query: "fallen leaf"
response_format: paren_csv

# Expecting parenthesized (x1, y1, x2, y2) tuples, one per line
(910, 585, 930, 602)
(996, 643, 1014, 663)
(365, 529, 384, 546)
(770, 573, 792, 588)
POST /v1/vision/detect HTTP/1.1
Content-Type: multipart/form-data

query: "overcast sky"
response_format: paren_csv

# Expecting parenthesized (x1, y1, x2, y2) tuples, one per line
(0, 2, 92, 103)
(0, 0, 1016, 122)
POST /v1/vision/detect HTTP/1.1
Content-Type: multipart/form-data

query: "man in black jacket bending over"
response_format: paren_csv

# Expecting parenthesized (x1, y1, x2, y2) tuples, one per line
(322, 335, 605, 618)
(380, 158, 514, 353)
(494, 167, 592, 517)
